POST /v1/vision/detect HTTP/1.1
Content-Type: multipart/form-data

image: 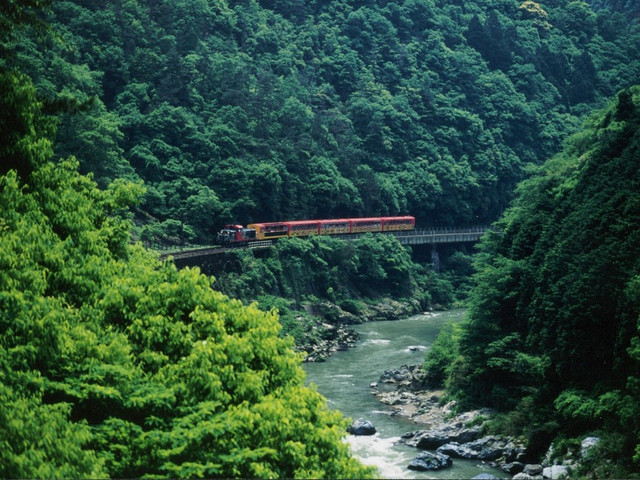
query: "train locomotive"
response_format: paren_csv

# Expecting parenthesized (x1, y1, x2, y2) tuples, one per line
(216, 216, 415, 244)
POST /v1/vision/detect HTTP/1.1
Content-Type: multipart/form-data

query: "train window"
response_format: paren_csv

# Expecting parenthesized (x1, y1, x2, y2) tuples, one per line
(265, 224, 287, 233)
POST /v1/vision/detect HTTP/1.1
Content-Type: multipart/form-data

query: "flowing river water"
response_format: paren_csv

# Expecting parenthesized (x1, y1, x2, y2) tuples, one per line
(304, 310, 505, 479)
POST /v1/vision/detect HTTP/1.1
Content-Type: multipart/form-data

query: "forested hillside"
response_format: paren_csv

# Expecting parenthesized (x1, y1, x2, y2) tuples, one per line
(426, 87, 640, 476)
(8, 0, 640, 244)
(4, 0, 640, 476)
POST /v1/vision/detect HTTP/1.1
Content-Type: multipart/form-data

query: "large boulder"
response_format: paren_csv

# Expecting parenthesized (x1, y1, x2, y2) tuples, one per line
(404, 425, 482, 449)
(524, 464, 544, 476)
(513, 473, 543, 480)
(437, 442, 478, 459)
(502, 462, 525, 474)
(379, 365, 415, 384)
(347, 418, 376, 436)
(512, 464, 545, 480)
(543, 465, 571, 479)
(470, 436, 523, 461)
(407, 451, 452, 471)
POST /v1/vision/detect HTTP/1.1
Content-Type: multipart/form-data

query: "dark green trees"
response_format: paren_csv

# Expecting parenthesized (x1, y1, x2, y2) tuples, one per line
(429, 86, 640, 473)
(9, 0, 639, 245)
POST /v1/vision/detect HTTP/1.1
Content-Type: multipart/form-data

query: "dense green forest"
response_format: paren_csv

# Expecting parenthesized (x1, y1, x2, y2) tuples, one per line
(3, 0, 640, 477)
(425, 87, 640, 476)
(6, 0, 640, 244)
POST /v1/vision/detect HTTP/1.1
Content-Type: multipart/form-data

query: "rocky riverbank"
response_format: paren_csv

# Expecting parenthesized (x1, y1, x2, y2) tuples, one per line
(370, 364, 597, 479)
(297, 322, 360, 362)
(299, 298, 425, 362)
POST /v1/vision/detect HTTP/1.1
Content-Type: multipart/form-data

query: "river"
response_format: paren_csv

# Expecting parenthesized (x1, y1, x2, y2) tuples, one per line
(304, 310, 504, 479)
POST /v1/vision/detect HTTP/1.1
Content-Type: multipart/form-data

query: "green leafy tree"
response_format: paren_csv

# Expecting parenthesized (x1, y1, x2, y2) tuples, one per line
(9, 0, 638, 241)
(0, 47, 374, 480)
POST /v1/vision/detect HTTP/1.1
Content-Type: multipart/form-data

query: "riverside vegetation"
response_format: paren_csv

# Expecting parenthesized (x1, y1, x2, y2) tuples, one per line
(2, 0, 640, 478)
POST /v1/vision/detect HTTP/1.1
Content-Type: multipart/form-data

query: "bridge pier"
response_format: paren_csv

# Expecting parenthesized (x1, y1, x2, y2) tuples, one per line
(431, 244, 440, 272)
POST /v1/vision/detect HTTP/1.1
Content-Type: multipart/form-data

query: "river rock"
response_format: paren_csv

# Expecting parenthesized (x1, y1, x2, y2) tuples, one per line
(301, 324, 359, 362)
(471, 474, 499, 479)
(379, 365, 414, 384)
(543, 465, 570, 479)
(404, 424, 482, 449)
(581, 436, 600, 458)
(524, 464, 544, 476)
(407, 451, 452, 471)
(469, 436, 518, 461)
(513, 473, 543, 480)
(502, 462, 525, 474)
(512, 464, 544, 480)
(347, 418, 376, 436)
(437, 442, 478, 459)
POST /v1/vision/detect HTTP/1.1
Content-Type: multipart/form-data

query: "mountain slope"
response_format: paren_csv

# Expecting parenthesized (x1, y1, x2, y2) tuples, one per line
(434, 86, 640, 475)
(8, 0, 640, 244)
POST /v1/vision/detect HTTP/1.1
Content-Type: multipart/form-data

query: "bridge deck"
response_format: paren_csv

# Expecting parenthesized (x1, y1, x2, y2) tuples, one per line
(158, 227, 489, 260)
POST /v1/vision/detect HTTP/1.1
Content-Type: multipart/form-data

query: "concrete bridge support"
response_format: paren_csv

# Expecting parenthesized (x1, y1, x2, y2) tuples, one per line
(431, 244, 440, 272)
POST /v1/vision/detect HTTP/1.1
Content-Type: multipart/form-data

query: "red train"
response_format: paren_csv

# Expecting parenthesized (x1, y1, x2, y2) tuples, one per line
(216, 216, 415, 244)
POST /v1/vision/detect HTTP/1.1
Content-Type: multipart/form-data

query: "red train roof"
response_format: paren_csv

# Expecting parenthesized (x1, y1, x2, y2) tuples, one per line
(250, 216, 414, 225)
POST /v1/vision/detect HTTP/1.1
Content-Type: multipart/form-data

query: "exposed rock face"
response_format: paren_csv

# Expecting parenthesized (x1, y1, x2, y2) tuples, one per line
(403, 426, 483, 450)
(437, 442, 481, 459)
(543, 465, 571, 479)
(402, 428, 528, 467)
(378, 364, 428, 390)
(524, 464, 544, 476)
(347, 418, 376, 436)
(407, 451, 452, 471)
(502, 462, 526, 474)
(512, 463, 545, 479)
(379, 365, 414, 384)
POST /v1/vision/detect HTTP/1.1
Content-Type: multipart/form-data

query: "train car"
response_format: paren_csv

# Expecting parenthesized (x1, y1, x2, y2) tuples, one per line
(216, 224, 257, 244)
(382, 216, 415, 232)
(319, 219, 352, 235)
(350, 217, 383, 233)
(248, 221, 289, 240)
(219, 215, 415, 244)
(287, 220, 321, 237)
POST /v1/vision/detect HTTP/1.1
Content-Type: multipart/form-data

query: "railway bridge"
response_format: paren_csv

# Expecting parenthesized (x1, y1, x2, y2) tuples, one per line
(158, 226, 490, 262)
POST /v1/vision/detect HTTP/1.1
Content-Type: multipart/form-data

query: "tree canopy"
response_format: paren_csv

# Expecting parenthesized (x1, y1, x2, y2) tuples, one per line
(6, 0, 640, 245)
(426, 86, 640, 475)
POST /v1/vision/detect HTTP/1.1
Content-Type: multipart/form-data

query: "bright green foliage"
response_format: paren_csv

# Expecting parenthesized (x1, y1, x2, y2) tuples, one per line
(429, 86, 640, 473)
(0, 386, 103, 479)
(422, 322, 463, 388)
(0, 69, 374, 479)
